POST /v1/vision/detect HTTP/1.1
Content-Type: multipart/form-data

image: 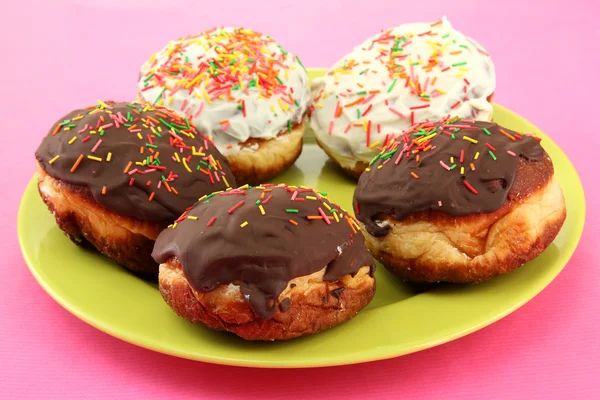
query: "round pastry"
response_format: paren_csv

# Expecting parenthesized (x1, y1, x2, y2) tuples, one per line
(35, 100, 236, 275)
(353, 117, 566, 283)
(138, 27, 310, 185)
(152, 184, 375, 340)
(310, 17, 495, 178)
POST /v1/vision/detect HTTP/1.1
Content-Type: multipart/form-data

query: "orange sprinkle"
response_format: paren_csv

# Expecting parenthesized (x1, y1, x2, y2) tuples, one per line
(307, 216, 323, 220)
(344, 97, 365, 108)
(499, 129, 516, 140)
(70, 154, 84, 173)
(164, 181, 172, 192)
(411, 172, 419, 179)
(52, 125, 61, 136)
(101, 186, 107, 195)
(416, 154, 421, 162)
(148, 192, 155, 202)
(289, 219, 298, 225)
(172, 187, 178, 195)
(432, 77, 437, 86)
(140, 146, 144, 154)
(470, 163, 476, 171)
(124, 161, 132, 173)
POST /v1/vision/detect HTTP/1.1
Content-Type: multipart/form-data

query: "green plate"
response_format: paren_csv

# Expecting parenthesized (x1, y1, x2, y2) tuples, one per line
(18, 69, 585, 368)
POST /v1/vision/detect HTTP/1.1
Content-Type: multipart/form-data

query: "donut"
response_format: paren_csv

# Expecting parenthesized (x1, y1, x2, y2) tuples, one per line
(138, 27, 310, 186)
(152, 184, 375, 340)
(35, 101, 236, 275)
(353, 117, 566, 283)
(310, 17, 495, 178)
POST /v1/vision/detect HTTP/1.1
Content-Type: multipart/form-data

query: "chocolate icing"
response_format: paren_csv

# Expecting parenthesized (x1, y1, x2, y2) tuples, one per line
(353, 119, 545, 237)
(35, 101, 235, 222)
(152, 184, 375, 319)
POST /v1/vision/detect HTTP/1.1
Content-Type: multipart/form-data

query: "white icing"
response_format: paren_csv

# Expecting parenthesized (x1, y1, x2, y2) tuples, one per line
(138, 27, 310, 156)
(310, 17, 495, 168)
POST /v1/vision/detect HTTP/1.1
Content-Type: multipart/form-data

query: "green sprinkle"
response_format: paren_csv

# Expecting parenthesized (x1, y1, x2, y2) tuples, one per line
(143, 72, 154, 82)
(206, 193, 216, 199)
(387, 79, 398, 93)
(126, 103, 137, 108)
(442, 33, 450, 39)
(357, 90, 367, 95)
(381, 149, 398, 159)
(453, 128, 461, 133)
(237, 105, 243, 110)
(159, 118, 174, 129)
(451, 133, 456, 140)
(459, 44, 469, 49)
(278, 45, 288, 55)
(294, 100, 299, 107)
(296, 56, 307, 71)
(359, 68, 370, 75)
(276, 75, 284, 84)
(145, 144, 158, 149)
(286, 209, 299, 213)
(203, 200, 210, 204)
(288, 120, 292, 132)
(232, 83, 240, 90)
(369, 153, 381, 166)
(483, 128, 491, 135)
(127, 112, 132, 121)
(99, 131, 105, 136)
(154, 88, 166, 104)
(489, 151, 497, 160)
(357, 109, 361, 119)
(59, 120, 70, 126)
(449, 164, 457, 170)
(255, 200, 261, 205)
(318, 192, 327, 196)
(452, 62, 467, 67)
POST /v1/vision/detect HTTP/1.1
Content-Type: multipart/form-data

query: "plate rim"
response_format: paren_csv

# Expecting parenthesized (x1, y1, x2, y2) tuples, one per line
(18, 101, 586, 368)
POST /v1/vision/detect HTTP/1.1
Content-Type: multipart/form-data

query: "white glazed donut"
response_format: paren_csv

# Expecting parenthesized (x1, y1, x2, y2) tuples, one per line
(138, 27, 310, 184)
(309, 17, 495, 177)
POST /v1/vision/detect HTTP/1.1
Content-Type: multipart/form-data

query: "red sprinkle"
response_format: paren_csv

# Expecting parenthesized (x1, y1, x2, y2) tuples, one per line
(207, 216, 216, 226)
(463, 180, 478, 194)
(227, 200, 245, 214)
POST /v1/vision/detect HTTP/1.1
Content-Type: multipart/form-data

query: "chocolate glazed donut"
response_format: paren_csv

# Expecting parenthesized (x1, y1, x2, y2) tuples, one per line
(353, 117, 566, 283)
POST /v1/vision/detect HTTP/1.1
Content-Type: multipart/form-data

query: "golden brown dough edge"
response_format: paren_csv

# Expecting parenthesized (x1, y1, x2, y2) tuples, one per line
(362, 175, 566, 283)
(226, 121, 305, 186)
(36, 162, 164, 275)
(158, 259, 375, 340)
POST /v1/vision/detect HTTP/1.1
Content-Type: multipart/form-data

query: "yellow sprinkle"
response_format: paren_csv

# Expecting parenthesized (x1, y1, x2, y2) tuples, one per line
(151, 126, 157, 134)
(97, 99, 110, 109)
(202, 91, 212, 104)
(255, 186, 266, 190)
(106, 152, 112, 162)
(377, 165, 383, 169)
(64, 127, 71, 131)
(365, 168, 371, 172)
(463, 136, 478, 144)
(89, 130, 97, 134)
(182, 158, 191, 172)
(363, 119, 368, 132)
(48, 155, 60, 164)
(72, 115, 84, 121)
(142, 103, 151, 112)
(240, 221, 249, 228)
(223, 176, 230, 188)
(460, 166, 465, 175)
(306, 196, 317, 200)
(174, 152, 181, 162)
(323, 203, 332, 211)
(450, 156, 455, 163)
(68, 136, 77, 144)
(436, 89, 447, 95)
(172, 222, 178, 228)
(187, 216, 198, 220)
(278, 98, 288, 112)
(474, 152, 480, 160)
(137, 133, 143, 140)
(87, 156, 102, 162)
(368, 141, 381, 149)
(316, 103, 324, 108)
(333, 212, 339, 223)
(259, 205, 265, 215)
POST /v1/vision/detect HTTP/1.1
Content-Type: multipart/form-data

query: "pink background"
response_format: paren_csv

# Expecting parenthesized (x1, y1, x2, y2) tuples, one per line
(2, 0, 598, 398)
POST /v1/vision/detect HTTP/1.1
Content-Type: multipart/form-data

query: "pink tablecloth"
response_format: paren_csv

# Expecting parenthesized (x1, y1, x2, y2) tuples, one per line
(3, 1, 597, 398)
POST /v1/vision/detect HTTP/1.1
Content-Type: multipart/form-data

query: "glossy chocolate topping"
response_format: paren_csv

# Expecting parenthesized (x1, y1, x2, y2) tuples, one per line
(354, 118, 546, 237)
(152, 184, 375, 319)
(35, 101, 235, 222)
